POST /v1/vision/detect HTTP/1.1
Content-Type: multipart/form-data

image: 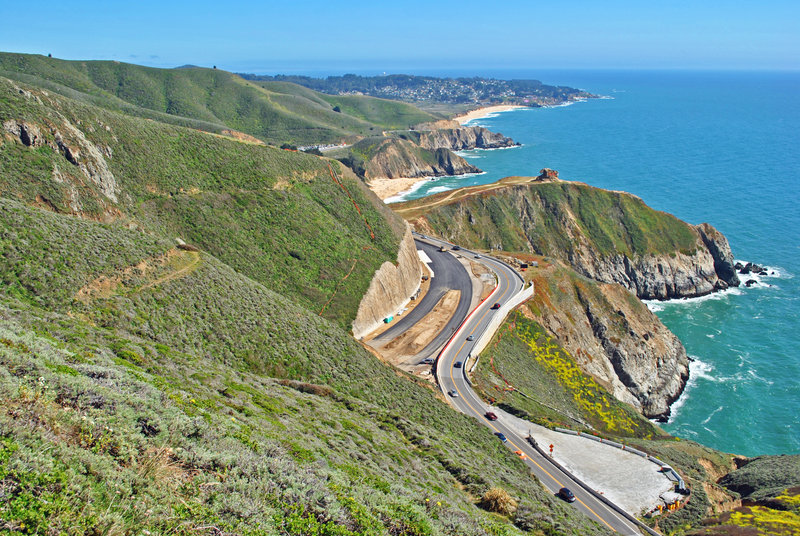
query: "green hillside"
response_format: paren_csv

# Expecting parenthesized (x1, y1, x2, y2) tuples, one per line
(0, 64, 614, 535)
(0, 52, 439, 145)
(0, 199, 609, 535)
(0, 75, 403, 326)
(395, 178, 699, 259)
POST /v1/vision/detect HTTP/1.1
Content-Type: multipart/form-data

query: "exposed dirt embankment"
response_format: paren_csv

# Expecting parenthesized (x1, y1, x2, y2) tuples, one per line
(352, 225, 422, 339)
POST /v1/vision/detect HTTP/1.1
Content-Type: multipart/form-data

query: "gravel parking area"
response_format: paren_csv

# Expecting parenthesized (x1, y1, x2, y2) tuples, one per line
(498, 407, 675, 515)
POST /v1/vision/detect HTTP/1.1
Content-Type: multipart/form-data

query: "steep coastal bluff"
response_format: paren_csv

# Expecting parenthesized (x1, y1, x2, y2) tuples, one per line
(402, 177, 739, 300)
(361, 138, 480, 180)
(524, 263, 688, 420)
(352, 226, 422, 339)
(392, 175, 741, 419)
(405, 125, 519, 151)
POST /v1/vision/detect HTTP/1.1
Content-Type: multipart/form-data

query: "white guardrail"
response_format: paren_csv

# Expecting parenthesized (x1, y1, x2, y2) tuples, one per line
(469, 282, 534, 372)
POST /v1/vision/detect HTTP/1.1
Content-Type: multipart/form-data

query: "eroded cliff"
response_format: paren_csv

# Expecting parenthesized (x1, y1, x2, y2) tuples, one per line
(525, 261, 689, 420)
(352, 225, 423, 339)
(363, 138, 481, 180)
(414, 126, 518, 151)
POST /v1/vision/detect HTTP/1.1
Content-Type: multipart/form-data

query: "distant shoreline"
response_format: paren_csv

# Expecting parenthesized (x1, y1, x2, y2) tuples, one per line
(453, 105, 527, 125)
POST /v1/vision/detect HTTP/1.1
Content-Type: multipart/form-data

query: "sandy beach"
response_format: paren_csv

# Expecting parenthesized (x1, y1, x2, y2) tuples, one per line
(454, 104, 526, 125)
(368, 176, 427, 201)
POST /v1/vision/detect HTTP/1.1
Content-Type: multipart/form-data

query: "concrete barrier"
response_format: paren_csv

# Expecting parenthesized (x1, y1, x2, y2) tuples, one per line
(469, 282, 535, 367)
(525, 436, 661, 536)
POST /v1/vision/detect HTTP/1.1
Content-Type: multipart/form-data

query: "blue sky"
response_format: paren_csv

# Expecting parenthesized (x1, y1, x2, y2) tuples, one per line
(1, 1, 797, 73)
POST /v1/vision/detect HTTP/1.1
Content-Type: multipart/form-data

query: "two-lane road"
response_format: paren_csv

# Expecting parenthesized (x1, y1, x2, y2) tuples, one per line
(369, 240, 473, 357)
(425, 236, 643, 535)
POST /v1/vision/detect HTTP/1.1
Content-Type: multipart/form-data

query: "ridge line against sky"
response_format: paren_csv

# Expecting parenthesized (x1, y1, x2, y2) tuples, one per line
(1, 1, 798, 73)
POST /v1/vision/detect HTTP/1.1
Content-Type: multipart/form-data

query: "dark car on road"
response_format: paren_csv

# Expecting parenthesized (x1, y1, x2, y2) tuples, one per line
(454, 361, 462, 368)
(466, 335, 474, 341)
(491, 303, 500, 309)
(557, 487, 576, 502)
(485, 411, 498, 421)
(453, 245, 461, 250)
(495, 433, 507, 442)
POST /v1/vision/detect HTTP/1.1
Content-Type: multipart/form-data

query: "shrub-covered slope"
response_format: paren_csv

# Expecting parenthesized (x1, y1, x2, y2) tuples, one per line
(397, 177, 739, 300)
(0, 75, 404, 326)
(0, 52, 439, 145)
(0, 199, 610, 535)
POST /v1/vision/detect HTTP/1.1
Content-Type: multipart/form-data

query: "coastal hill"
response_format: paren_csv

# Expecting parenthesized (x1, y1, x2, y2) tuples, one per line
(0, 52, 525, 187)
(2, 52, 796, 535)
(395, 174, 740, 300)
(0, 52, 439, 145)
(0, 73, 609, 534)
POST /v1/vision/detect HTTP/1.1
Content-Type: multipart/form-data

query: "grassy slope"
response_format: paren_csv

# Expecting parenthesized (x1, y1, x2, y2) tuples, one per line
(0, 199, 608, 535)
(0, 75, 403, 326)
(474, 310, 661, 439)
(691, 456, 800, 536)
(0, 52, 439, 145)
(397, 179, 699, 259)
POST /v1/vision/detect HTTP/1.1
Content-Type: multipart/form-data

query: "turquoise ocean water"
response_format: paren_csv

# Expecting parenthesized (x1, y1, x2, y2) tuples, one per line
(392, 70, 800, 456)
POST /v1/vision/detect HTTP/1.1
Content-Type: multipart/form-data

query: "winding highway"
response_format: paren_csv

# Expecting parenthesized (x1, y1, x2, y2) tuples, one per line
(369, 240, 473, 357)
(414, 233, 644, 535)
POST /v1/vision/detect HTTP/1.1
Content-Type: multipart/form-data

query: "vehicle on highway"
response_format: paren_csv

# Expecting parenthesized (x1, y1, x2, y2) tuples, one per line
(495, 433, 507, 442)
(557, 487, 576, 503)
(448, 389, 458, 397)
(466, 335, 474, 341)
(485, 411, 498, 421)
(454, 361, 462, 368)
(438, 246, 446, 252)
(514, 450, 527, 460)
(491, 303, 501, 309)
(419, 357, 434, 365)
(474, 254, 481, 258)
(453, 245, 461, 250)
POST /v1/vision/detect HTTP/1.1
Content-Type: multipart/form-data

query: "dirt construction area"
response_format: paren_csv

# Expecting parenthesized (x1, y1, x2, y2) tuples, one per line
(364, 253, 495, 380)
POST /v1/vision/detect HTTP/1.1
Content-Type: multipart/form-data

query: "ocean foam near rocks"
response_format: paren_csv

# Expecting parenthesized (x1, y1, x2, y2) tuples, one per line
(427, 186, 451, 195)
(666, 357, 714, 423)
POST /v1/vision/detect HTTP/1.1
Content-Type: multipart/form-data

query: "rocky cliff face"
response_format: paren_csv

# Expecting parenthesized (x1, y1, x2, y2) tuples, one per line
(416, 126, 518, 151)
(525, 262, 689, 420)
(3, 112, 119, 217)
(352, 225, 422, 339)
(565, 233, 739, 300)
(364, 138, 480, 180)
(409, 180, 739, 300)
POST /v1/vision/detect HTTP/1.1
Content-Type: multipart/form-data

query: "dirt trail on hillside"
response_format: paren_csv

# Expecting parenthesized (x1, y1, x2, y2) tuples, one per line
(75, 249, 201, 303)
(140, 251, 201, 290)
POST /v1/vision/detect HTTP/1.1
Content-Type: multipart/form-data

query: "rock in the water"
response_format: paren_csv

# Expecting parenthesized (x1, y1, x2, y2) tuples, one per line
(745, 279, 758, 287)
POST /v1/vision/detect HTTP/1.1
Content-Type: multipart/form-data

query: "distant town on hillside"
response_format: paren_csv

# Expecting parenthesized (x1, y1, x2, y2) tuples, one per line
(238, 73, 595, 107)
